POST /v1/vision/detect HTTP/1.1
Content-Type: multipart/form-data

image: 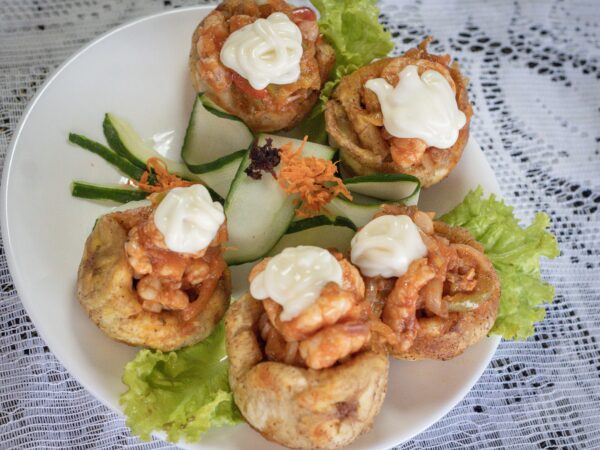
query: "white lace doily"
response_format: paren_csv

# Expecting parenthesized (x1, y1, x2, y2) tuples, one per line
(1, 0, 599, 448)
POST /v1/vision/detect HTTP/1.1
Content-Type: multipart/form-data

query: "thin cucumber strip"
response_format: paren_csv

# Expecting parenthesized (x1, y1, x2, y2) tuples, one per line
(68, 133, 146, 181)
(327, 174, 421, 227)
(224, 134, 336, 265)
(71, 181, 223, 204)
(327, 192, 420, 228)
(103, 113, 191, 176)
(286, 215, 356, 234)
(181, 94, 253, 173)
(200, 94, 246, 122)
(197, 150, 246, 199)
(71, 181, 149, 203)
(344, 173, 421, 202)
(327, 196, 382, 228)
(102, 113, 243, 198)
(269, 216, 356, 255)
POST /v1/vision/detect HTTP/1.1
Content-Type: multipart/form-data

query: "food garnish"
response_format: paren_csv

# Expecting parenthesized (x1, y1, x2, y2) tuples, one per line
(441, 187, 559, 339)
(278, 137, 351, 217)
(120, 322, 241, 442)
(132, 157, 194, 193)
(296, 0, 394, 142)
(244, 137, 281, 180)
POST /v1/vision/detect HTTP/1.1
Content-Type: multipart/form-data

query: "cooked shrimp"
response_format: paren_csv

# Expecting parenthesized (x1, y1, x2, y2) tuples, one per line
(389, 137, 428, 169)
(251, 251, 377, 369)
(195, 11, 232, 92)
(123, 207, 227, 319)
(259, 312, 304, 366)
(183, 259, 211, 286)
(137, 275, 190, 312)
(298, 322, 370, 370)
(181, 255, 227, 321)
(124, 228, 152, 278)
(382, 258, 435, 351)
(263, 282, 357, 342)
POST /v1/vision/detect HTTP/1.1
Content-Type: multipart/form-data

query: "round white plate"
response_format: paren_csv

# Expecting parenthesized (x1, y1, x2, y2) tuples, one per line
(1, 7, 501, 450)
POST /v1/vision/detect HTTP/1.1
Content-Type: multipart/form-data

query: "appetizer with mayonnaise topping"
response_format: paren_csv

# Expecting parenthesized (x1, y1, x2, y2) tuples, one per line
(325, 37, 473, 187)
(225, 246, 389, 450)
(77, 184, 231, 351)
(352, 206, 500, 360)
(189, 0, 335, 132)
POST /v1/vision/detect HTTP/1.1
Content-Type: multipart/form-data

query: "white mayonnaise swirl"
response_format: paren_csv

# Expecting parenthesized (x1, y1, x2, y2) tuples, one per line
(154, 184, 225, 254)
(365, 65, 467, 149)
(250, 246, 343, 321)
(350, 215, 427, 278)
(220, 12, 303, 90)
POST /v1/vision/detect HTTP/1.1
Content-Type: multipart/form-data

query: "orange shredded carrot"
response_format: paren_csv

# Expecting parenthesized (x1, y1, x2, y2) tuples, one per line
(131, 157, 194, 193)
(277, 137, 352, 218)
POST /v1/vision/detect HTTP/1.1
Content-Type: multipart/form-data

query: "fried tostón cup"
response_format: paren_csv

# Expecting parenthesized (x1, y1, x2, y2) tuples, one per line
(362, 206, 499, 360)
(77, 207, 230, 351)
(189, 0, 335, 132)
(226, 293, 388, 450)
(325, 37, 473, 187)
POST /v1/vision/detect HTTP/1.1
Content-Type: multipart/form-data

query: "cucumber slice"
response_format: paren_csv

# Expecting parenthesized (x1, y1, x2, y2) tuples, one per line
(344, 173, 420, 202)
(71, 181, 149, 203)
(269, 216, 356, 255)
(327, 190, 420, 228)
(102, 113, 245, 198)
(196, 150, 245, 199)
(103, 113, 191, 176)
(72, 181, 223, 204)
(69, 133, 147, 181)
(224, 134, 336, 265)
(181, 94, 253, 173)
(327, 196, 382, 228)
(199, 94, 245, 122)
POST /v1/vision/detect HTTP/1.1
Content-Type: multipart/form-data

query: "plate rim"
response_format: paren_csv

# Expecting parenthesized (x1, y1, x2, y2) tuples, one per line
(0, 6, 500, 448)
(0, 0, 215, 418)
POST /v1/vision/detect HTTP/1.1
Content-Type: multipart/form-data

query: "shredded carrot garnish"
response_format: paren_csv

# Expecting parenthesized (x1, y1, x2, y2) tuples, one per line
(131, 157, 194, 193)
(277, 137, 352, 218)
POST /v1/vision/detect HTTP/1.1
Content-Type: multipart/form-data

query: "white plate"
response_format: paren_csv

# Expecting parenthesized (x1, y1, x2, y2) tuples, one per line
(1, 7, 501, 450)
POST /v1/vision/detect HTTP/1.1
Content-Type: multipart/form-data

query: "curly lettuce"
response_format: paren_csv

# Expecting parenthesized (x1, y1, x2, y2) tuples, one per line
(298, 0, 393, 142)
(312, 0, 394, 70)
(440, 187, 560, 340)
(120, 322, 242, 442)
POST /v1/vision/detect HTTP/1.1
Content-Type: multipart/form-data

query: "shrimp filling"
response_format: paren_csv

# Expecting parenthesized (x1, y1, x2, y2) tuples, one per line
(363, 205, 494, 352)
(334, 38, 472, 171)
(123, 196, 228, 320)
(194, 0, 326, 110)
(249, 250, 374, 370)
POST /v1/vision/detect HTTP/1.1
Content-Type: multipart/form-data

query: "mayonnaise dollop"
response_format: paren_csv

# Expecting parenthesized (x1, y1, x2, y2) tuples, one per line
(220, 12, 303, 90)
(250, 246, 343, 321)
(365, 65, 467, 149)
(154, 184, 225, 254)
(351, 215, 427, 278)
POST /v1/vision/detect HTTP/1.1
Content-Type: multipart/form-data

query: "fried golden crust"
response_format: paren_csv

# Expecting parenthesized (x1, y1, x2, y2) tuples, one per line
(325, 41, 473, 187)
(77, 208, 230, 351)
(189, 0, 335, 132)
(388, 221, 500, 361)
(226, 293, 389, 450)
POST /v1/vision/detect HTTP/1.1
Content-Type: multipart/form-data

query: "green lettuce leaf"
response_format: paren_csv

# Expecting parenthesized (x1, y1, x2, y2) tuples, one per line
(298, 0, 393, 142)
(312, 0, 394, 70)
(120, 322, 242, 442)
(440, 187, 560, 340)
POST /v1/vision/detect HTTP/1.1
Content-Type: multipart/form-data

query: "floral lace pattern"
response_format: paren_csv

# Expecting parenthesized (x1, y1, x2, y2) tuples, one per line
(0, 0, 598, 448)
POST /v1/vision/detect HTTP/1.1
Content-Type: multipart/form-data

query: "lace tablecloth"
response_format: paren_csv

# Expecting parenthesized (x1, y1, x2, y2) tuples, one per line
(1, 0, 599, 448)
